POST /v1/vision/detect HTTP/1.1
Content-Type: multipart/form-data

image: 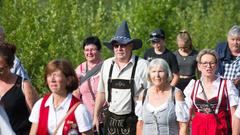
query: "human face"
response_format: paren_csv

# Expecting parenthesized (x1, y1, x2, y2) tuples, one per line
(113, 43, 133, 62)
(84, 44, 100, 63)
(151, 39, 165, 52)
(227, 36, 240, 54)
(149, 66, 167, 86)
(177, 38, 190, 52)
(198, 54, 217, 77)
(47, 70, 67, 94)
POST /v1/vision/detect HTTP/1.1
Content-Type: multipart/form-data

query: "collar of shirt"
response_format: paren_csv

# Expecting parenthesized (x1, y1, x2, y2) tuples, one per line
(113, 55, 136, 65)
(44, 93, 72, 110)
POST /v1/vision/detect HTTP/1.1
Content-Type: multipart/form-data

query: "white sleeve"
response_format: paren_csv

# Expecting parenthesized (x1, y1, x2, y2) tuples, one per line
(75, 104, 93, 133)
(175, 101, 190, 122)
(135, 100, 143, 120)
(226, 80, 239, 107)
(183, 79, 196, 108)
(29, 98, 43, 123)
(0, 106, 16, 135)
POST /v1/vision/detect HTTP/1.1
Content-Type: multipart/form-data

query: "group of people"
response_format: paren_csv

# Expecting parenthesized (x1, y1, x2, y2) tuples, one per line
(0, 20, 239, 135)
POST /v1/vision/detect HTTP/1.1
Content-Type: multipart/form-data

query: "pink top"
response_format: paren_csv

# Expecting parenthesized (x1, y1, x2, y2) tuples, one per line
(75, 61, 102, 119)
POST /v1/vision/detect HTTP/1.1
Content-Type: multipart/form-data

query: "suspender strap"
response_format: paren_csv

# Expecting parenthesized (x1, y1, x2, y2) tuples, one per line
(107, 61, 115, 102)
(199, 81, 221, 124)
(107, 56, 139, 114)
(142, 89, 148, 105)
(130, 56, 139, 113)
(171, 87, 176, 105)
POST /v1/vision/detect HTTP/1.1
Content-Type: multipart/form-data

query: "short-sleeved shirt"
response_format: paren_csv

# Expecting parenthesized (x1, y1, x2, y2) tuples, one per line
(184, 77, 239, 109)
(173, 50, 198, 76)
(144, 48, 179, 74)
(75, 61, 102, 117)
(29, 94, 92, 134)
(10, 56, 29, 80)
(97, 55, 148, 115)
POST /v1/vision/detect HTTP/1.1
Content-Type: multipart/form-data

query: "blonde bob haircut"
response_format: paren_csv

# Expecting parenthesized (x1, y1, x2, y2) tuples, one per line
(147, 58, 173, 83)
(196, 49, 218, 63)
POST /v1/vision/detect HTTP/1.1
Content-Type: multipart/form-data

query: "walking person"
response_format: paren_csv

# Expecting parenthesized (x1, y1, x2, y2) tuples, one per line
(174, 30, 198, 90)
(184, 49, 239, 135)
(136, 58, 189, 135)
(0, 43, 38, 135)
(215, 25, 240, 90)
(73, 36, 104, 135)
(144, 28, 179, 86)
(29, 59, 93, 135)
(93, 21, 148, 135)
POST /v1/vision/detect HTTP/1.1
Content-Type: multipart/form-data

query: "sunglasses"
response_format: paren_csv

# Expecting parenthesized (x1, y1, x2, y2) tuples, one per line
(113, 44, 128, 48)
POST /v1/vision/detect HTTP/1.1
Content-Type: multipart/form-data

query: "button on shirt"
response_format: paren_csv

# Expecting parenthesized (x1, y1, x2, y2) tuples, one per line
(29, 94, 92, 134)
(98, 55, 149, 115)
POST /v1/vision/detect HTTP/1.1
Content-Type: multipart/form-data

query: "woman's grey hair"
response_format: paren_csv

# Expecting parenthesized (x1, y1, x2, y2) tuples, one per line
(196, 49, 218, 63)
(228, 25, 240, 37)
(147, 58, 173, 83)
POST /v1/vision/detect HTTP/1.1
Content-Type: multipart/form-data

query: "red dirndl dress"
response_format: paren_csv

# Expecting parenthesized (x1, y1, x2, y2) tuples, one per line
(191, 80, 230, 135)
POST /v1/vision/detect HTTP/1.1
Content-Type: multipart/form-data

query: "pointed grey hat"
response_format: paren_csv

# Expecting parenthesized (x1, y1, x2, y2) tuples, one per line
(104, 21, 142, 50)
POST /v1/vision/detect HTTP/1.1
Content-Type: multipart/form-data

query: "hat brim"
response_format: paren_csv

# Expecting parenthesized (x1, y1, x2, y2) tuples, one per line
(149, 37, 163, 42)
(104, 38, 142, 50)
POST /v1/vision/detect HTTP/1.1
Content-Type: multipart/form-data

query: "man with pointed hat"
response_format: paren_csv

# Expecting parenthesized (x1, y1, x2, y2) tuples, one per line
(93, 21, 148, 135)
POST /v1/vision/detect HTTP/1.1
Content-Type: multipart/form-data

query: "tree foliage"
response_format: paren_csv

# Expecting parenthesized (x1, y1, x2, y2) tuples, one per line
(0, 0, 240, 94)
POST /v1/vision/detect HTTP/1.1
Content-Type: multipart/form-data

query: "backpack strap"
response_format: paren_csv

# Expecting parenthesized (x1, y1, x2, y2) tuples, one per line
(142, 89, 148, 105)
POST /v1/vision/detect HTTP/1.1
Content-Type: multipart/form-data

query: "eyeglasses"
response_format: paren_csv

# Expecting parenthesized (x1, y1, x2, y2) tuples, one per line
(84, 48, 98, 52)
(113, 44, 128, 48)
(199, 62, 216, 67)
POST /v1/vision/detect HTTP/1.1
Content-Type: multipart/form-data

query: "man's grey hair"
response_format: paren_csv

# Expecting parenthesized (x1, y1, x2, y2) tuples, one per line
(228, 25, 240, 37)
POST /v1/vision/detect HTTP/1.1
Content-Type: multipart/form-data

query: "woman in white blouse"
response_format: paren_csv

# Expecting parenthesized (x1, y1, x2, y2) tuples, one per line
(184, 49, 239, 135)
(136, 58, 189, 135)
(29, 59, 93, 135)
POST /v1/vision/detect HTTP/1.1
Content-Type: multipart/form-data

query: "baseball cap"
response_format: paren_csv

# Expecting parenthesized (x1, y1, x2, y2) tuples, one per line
(149, 29, 165, 41)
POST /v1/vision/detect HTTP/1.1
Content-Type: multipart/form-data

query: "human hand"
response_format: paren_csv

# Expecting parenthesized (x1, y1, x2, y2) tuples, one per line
(93, 115, 99, 132)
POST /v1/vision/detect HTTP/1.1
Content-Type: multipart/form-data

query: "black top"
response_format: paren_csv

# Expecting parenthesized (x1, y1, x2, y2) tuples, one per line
(144, 48, 179, 74)
(1, 76, 31, 135)
(173, 50, 198, 76)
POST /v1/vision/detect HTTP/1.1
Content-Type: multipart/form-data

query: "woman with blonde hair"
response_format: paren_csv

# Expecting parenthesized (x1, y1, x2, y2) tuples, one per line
(184, 49, 239, 135)
(174, 30, 198, 90)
